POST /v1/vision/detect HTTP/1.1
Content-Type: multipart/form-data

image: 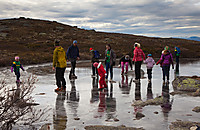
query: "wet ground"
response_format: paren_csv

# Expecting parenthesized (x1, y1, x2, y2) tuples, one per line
(0, 60, 200, 130)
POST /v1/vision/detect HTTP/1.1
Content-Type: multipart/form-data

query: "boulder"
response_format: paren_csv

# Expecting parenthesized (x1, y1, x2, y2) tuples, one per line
(172, 76, 200, 92)
(192, 106, 200, 113)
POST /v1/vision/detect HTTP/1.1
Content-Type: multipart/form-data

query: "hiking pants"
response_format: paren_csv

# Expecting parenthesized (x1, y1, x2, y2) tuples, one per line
(56, 67, 66, 88)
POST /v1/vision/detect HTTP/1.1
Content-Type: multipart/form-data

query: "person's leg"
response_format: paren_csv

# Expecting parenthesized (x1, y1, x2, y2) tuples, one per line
(125, 62, 129, 73)
(166, 66, 170, 81)
(150, 69, 152, 79)
(72, 60, 76, 76)
(99, 76, 103, 88)
(102, 75, 107, 88)
(162, 66, 166, 81)
(16, 71, 20, 81)
(92, 63, 95, 76)
(138, 61, 142, 79)
(121, 62, 124, 74)
(106, 62, 110, 79)
(56, 67, 62, 88)
(147, 69, 151, 80)
(110, 65, 113, 80)
(61, 68, 66, 88)
(135, 62, 139, 79)
(176, 56, 179, 71)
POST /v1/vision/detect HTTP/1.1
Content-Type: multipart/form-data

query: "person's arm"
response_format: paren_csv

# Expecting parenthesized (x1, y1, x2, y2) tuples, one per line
(66, 47, 70, 60)
(156, 55, 163, 65)
(170, 53, 174, 68)
(132, 49, 136, 61)
(129, 59, 133, 70)
(20, 64, 25, 71)
(53, 49, 58, 68)
(77, 47, 80, 58)
(119, 56, 123, 65)
(142, 51, 146, 61)
(11, 62, 15, 72)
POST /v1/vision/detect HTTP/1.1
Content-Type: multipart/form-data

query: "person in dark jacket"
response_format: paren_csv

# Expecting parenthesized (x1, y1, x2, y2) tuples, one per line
(105, 44, 116, 81)
(174, 46, 180, 72)
(90, 47, 99, 77)
(156, 46, 174, 84)
(66, 40, 80, 79)
(118, 54, 132, 75)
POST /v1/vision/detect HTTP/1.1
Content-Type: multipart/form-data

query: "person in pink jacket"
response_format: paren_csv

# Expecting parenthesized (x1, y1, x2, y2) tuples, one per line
(144, 54, 155, 82)
(132, 43, 146, 82)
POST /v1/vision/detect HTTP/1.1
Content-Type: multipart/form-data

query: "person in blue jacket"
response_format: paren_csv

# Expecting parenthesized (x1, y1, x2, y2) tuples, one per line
(66, 40, 80, 79)
(174, 46, 181, 72)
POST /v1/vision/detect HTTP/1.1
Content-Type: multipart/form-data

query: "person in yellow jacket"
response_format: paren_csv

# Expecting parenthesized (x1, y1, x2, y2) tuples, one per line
(53, 40, 67, 92)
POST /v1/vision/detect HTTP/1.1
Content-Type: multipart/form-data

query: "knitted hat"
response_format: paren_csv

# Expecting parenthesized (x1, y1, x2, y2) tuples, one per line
(90, 48, 93, 51)
(73, 40, 77, 44)
(93, 62, 99, 68)
(15, 56, 19, 60)
(134, 42, 140, 48)
(164, 46, 169, 50)
(147, 54, 152, 57)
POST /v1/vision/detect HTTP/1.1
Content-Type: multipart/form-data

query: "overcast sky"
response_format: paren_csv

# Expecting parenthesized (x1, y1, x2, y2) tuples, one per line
(0, 0, 200, 37)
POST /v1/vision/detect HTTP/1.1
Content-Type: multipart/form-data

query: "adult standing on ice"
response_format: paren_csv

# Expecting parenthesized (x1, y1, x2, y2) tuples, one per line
(132, 43, 145, 83)
(53, 40, 67, 92)
(66, 40, 80, 79)
(156, 46, 174, 84)
(105, 44, 116, 82)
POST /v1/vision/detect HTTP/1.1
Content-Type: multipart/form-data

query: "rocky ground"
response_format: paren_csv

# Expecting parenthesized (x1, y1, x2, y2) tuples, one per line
(1, 17, 200, 67)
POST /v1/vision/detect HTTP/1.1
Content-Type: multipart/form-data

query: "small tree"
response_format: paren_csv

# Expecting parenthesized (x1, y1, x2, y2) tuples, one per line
(0, 75, 50, 130)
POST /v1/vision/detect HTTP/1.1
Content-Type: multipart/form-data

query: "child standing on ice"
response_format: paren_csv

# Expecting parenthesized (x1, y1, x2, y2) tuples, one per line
(118, 54, 133, 75)
(11, 56, 25, 83)
(144, 54, 155, 82)
(93, 62, 107, 90)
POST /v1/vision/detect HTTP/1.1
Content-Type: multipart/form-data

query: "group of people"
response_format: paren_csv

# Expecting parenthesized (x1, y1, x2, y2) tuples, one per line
(11, 40, 180, 91)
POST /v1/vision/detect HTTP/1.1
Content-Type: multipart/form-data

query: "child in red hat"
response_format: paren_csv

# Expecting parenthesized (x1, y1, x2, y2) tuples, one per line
(93, 62, 107, 90)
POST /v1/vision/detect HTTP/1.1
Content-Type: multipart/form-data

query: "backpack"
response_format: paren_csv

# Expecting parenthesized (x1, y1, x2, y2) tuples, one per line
(94, 50, 100, 59)
(176, 47, 181, 56)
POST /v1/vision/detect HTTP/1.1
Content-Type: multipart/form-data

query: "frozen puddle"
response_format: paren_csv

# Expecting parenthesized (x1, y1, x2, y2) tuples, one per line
(1, 61, 200, 130)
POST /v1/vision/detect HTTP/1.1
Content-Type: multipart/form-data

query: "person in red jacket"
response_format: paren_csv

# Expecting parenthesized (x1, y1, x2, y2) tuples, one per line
(132, 43, 146, 82)
(93, 62, 107, 90)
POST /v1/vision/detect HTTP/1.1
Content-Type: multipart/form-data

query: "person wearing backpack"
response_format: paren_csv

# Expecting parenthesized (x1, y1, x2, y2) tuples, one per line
(90, 48, 100, 77)
(156, 46, 174, 84)
(175, 46, 180, 72)
(53, 40, 67, 92)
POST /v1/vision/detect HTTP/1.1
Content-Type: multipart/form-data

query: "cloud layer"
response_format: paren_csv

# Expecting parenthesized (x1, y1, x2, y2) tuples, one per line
(0, 0, 200, 37)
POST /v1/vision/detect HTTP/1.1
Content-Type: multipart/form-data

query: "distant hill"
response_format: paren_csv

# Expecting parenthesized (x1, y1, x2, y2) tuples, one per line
(186, 36, 200, 41)
(0, 17, 200, 67)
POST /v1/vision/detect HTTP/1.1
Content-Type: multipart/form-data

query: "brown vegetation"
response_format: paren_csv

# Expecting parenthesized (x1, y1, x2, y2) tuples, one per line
(0, 17, 200, 67)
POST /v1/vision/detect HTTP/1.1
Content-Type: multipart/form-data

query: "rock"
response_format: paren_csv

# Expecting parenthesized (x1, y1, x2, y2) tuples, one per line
(172, 76, 200, 92)
(113, 118, 119, 122)
(74, 117, 80, 120)
(192, 106, 200, 113)
(191, 89, 200, 96)
(56, 26, 65, 31)
(186, 114, 192, 116)
(136, 112, 145, 120)
(169, 121, 200, 130)
(0, 33, 8, 38)
(154, 111, 159, 114)
(39, 33, 47, 36)
(132, 96, 163, 107)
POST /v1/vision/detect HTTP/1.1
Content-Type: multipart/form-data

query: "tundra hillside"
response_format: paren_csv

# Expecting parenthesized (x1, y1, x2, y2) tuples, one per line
(0, 17, 200, 67)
